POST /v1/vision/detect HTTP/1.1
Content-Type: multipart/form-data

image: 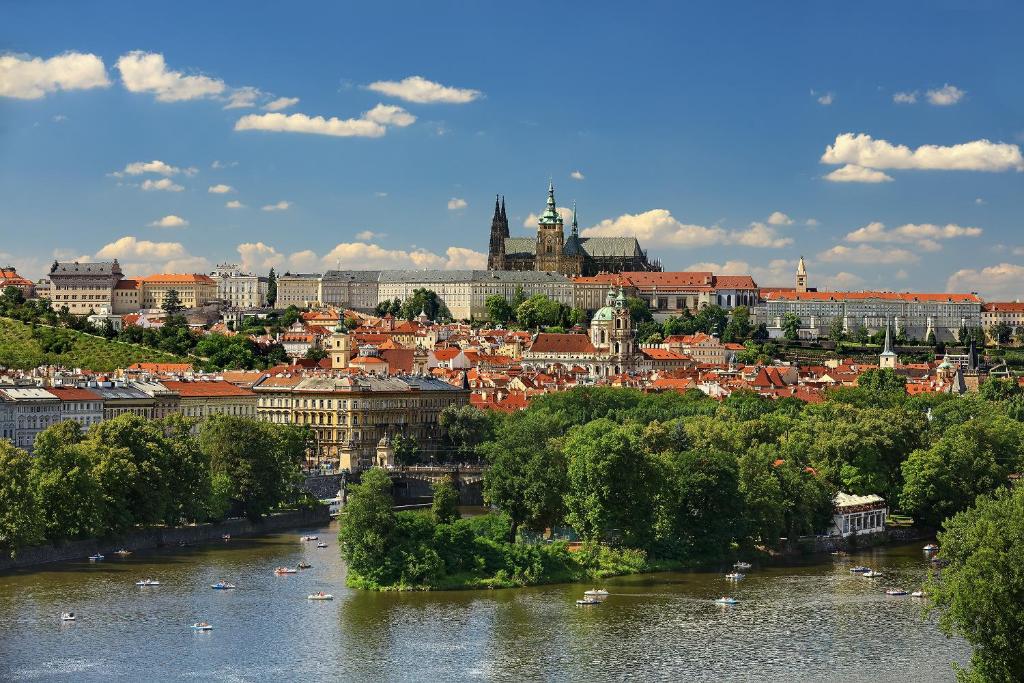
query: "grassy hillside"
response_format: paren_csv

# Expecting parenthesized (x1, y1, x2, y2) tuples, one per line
(0, 317, 187, 371)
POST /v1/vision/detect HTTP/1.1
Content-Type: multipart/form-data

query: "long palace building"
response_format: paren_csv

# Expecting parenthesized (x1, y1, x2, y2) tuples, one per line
(486, 183, 660, 276)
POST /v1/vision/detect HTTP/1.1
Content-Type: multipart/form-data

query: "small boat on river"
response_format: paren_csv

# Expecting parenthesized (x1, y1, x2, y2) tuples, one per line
(725, 572, 745, 580)
(849, 566, 870, 573)
(210, 581, 236, 590)
(300, 535, 319, 542)
(575, 598, 602, 606)
(274, 567, 297, 575)
(714, 596, 739, 605)
(61, 612, 76, 622)
(191, 622, 213, 631)
(297, 562, 312, 569)
(316, 542, 328, 549)
(114, 549, 131, 557)
(583, 589, 609, 597)
(136, 578, 161, 586)
(923, 544, 938, 552)
(88, 553, 104, 562)
(733, 561, 752, 570)
(886, 588, 908, 596)
(863, 570, 883, 578)
(308, 592, 334, 600)
(221, 534, 231, 541)
(911, 590, 927, 598)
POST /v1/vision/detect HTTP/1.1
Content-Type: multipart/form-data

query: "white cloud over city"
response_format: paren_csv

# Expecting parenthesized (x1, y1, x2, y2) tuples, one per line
(235, 241, 486, 273)
(234, 102, 415, 138)
(148, 214, 188, 228)
(261, 200, 291, 211)
(367, 76, 481, 104)
(843, 221, 982, 251)
(817, 243, 919, 264)
(113, 160, 195, 177)
(582, 210, 791, 248)
(947, 263, 1024, 299)
(821, 133, 1024, 176)
(141, 178, 184, 192)
(116, 51, 226, 102)
(0, 51, 110, 99)
(95, 235, 210, 273)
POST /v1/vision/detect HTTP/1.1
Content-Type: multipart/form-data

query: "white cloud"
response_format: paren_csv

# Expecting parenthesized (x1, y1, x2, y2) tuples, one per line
(113, 160, 188, 177)
(94, 235, 210, 274)
(237, 240, 486, 273)
(52, 114, 68, 123)
(818, 243, 919, 264)
(893, 91, 918, 104)
(141, 178, 184, 192)
(686, 258, 795, 287)
(211, 160, 237, 169)
(116, 51, 225, 102)
(367, 75, 481, 104)
(355, 230, 385, 241)
(148, 214, 188, 228)
(844, 221, 982, 249)
(261, 200, 291, 212)
(926, 84, 966, 106)
(208, 183, 234, 194)
(225, 200, 245, 209)
(975, 197, 986, 205)
(234, 108, 388, 138)
(363, 103, 416, 127)
(447, 197, 468, 211)
(523, 207, 573, 228)
(805, 218, 820, 227)
(374, 191, 388, 198)
(767, 211, 793, 226)
(817, 92, 834, 106)
(824, 164, 895, 183)
(0, 51, 110, 99)
(570, 170, 585, 180)
(263, 96, 299, 111)
(821, 133, 1023, 172)
(223, 86, 262, 109)
(947, 263, 1024, 299)
(582, 209, 790, 248)
(820, 272, 866, 289)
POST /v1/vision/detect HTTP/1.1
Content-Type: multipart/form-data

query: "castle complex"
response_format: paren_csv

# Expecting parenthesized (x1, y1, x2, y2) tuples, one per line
(486, 183, 660, 276)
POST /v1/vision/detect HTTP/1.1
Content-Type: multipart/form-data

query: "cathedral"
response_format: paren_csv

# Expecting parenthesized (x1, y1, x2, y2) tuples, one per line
(486, 183, 661, 276)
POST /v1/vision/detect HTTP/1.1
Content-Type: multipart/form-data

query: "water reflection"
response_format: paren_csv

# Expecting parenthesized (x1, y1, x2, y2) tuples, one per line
(0, 526, 968, 682)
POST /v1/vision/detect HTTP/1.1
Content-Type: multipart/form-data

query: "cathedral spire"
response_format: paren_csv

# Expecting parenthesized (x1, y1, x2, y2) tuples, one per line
(571, 201, 578, 235)
(500, 196, 508, 234)
(493, 194, 500, 219)
(540, 180, 562, 225)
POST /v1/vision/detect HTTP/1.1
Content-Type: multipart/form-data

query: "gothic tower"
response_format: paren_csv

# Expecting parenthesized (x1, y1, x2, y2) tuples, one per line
(486, 194, 509, 270)
(535, 181, 565, 272)
(796, 256, 808, 293)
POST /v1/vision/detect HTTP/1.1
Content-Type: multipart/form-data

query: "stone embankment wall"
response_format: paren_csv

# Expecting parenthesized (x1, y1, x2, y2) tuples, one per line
(0, 506, 329, 572)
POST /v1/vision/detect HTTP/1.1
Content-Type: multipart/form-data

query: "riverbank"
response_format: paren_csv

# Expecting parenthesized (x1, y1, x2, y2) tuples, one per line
(0, 506, 329, 572)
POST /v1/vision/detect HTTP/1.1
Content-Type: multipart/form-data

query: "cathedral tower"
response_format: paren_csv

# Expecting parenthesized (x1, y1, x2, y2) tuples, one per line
(796, 256, 808, 293)
(535, 181, 565, 272)
(486, 194, 509, 270)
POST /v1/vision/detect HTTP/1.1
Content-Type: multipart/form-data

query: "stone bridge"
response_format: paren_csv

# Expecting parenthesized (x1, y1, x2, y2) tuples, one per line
(387, 465, 486, 506)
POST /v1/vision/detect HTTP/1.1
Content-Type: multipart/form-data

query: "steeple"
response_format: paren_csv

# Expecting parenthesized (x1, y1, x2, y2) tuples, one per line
(487, 192, 509, 270)
(796, 255, 808, 293)
(500, 196, 507, 232)
(540, 181, 562, 225)
(571, 201, 578, 236)
(879, 316, 897, 369)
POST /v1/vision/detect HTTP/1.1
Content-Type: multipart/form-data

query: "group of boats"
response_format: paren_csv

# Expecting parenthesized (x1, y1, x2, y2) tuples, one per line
(301, 534, 328, 549)
(715, 560, 753, 605)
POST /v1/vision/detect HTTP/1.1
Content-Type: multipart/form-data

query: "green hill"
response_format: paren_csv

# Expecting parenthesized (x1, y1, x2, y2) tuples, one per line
(0, 317, 187, 371)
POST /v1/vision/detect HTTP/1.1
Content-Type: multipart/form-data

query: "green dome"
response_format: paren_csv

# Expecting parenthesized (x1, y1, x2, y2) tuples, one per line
(592, 306, 615, 321)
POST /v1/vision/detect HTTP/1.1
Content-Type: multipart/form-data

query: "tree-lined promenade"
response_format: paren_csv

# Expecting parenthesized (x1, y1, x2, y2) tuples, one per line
(0, 414, 309, 556)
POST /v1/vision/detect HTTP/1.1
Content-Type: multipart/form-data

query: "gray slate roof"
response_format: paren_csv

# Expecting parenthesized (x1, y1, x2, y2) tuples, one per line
(502, 236, 641, 259)
(377, 270, 570, 284)
(322, 270, 381, 282)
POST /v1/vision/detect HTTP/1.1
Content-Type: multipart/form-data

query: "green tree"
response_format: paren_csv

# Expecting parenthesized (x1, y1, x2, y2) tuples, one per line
(0, 442, 43, 557)
(266, 267, 277, 307)
(431, 475, 460, 524)
(978, 377, 1022, 402)
(625, 296, 653, 324)
(337, 468, 397, 584)
(162, 288, 185, 315)
(730, 306, 753, 339)
(304, 346, 328, 362)
(751, 323, 769, 342)
(485, 294, 514, 325)
(927, 329, 938, 347)
(398, 289, 451, 322)
(392, 434, 422, 466)
(515, 294, 562, 329)
(928, 486, 1024, 682)
(481, 409, 567, 542)
(828, 316, 846, 343)
(31, 422, 101, 540)
(990, 322, 1012, 345)
(782, 312, 801, 341)
(439, 404, 495, 462)
(738, 447, 786, 546)
(695, 305, 728, 337)
(563, 420, 660, 549)
(510, 286, 527, 315)
(160, 414, 212, 524)
(658, 448, 743, 561)
(857, 368, 907, 394)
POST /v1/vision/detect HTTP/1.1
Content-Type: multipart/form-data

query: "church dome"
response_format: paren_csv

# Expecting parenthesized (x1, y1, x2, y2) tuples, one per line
(592, 305, 615, 322)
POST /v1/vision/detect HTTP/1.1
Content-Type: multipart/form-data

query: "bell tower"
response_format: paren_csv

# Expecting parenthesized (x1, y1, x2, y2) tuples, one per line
(329, 322, 351, 369)
(535, 181, 565, 272)
(796, 256, 808, 293)
(486, 195, 508, 270)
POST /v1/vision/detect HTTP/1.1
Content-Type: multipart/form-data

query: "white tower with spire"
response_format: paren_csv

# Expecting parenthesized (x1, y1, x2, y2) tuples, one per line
(879, 317, 897, 369)
(796, 256, 808, 293)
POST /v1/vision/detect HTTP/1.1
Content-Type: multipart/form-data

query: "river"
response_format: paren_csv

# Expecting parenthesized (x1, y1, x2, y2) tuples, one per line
(0, 522, 969, 682)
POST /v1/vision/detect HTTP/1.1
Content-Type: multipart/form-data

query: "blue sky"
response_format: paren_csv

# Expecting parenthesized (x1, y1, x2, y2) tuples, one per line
(2, 1, 1023, 298)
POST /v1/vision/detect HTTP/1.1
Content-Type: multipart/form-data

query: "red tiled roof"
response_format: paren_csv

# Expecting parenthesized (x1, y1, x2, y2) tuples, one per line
(48, 386, 102, 401)
(115, 279, 140, 290)
(127, 362, 194, 373)
(983, 302, 1024, 312)
(622, 271, 714, 287)
(713, 274, 758, 289)
(161, 380, 255, 397)
(528, 333, 597, 354)
(432, 348, 464, 361)
(380, 349, 414, 373)
(137, 273, 216, 284)
(0, 268, 34, 287)
(640, 348, 689, 360)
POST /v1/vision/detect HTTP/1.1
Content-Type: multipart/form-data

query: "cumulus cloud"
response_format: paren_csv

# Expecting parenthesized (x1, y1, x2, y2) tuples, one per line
(234, 102, 414, 138)
(927, 84, 966, 106)
(236, 240, 486, 273)
(112, 159, 193, 177)
(261, 200, 291, 211)
(141, 178, 184, 192)
(947, 263, 1024, 299)
(844, 221, 982, 250)
(355, 230, 385, 241)
(817, 92, 834, 106)
(821, 133, 1024, 172)
(225, 200, 245, 209)
(570, 170, 585, 180)
(686, 258, 796, 287)
(208, 183, 234, 194)
(582, 210, 790, 248)
(975, 197, 986, 205)
(367, 75, 481, 104)
(95, 235, 210, 274)
(821, 272, 866, 289)
(767, 211, 793, 226)
(805, 218, 820, 227)
(0, 51, 110, 99)
(116, 51, 225, 102)
(223, 86, 262, 110)
(148, 215, 188, 228)
(263, 96, 299, 111)
(447, 197, 468, 211)
(818, 243, 919, 264)
(824, 164, 894, 183)
(893, 91, 918, 104)
(211, 160, 237, 169)
(363, 103, 416, 127)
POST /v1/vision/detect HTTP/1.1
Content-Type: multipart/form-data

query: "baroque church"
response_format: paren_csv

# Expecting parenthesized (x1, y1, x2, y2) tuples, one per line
(486, 182, 661, 276)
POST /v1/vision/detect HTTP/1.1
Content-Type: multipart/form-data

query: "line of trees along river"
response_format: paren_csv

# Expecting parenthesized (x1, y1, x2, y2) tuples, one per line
(0, 414, 310, 556)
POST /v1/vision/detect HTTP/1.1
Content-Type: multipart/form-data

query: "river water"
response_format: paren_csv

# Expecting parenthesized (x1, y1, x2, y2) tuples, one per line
(0, 522, 969, 682)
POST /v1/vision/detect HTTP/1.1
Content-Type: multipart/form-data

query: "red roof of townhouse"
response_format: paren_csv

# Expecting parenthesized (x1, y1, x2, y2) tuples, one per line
(766, 290, 982, 303)
(750, 367, 790, 389)
(432, 347, 465, 361)
(663, 333, 717, 345)
(528, 333, 597, 354)
(0, 267, 33, 287)
(220, 370, 264, 387)
(983, 302, 1024, 312)
(127, 362, 194, 373)
(47, 386, 102, 401)
(161, 380, 255, 397)
(137, 273, 216, 284)
(640, 348, 690, 361)
(621, 271, 715, 288)
(115, 279, 141, 290)
(713, 274, 758, 289)
(380, 349, 414, 373)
